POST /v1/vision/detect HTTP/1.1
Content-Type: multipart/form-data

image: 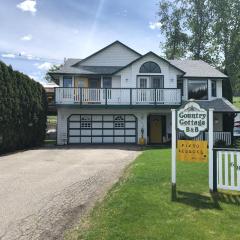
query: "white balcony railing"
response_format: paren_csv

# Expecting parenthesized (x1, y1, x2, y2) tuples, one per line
(55, 88, 181, 106)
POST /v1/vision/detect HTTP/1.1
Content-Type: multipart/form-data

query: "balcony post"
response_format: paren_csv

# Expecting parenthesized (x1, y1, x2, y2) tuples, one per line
(130, 88, 132, 106)
(105, 88, 107, 105)
(154, 88, 157, 105)
(80, 87, 82, 105)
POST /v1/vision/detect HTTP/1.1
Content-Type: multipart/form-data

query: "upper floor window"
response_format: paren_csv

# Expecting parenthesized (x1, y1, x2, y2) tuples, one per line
(139, 61, 161, 73)
(211, 80, 217, 97)
(188, 80, 208, 100)
(63, 76, 72, 87)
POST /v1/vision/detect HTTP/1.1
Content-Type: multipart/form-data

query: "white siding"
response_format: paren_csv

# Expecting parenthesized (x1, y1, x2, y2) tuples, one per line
(78, 42, 140, 66)
(208, 79, 212, 100)
(183, 79, 188, 100)
(112, 76, 121, 88)
(217, 80, 222, 98)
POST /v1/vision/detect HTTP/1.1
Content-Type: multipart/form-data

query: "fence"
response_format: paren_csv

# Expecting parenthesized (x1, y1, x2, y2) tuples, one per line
(213, 148, 240, 191)
(177, 131, 232, 146)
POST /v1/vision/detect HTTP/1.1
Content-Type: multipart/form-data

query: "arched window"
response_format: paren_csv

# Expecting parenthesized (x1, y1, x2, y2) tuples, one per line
(139, 61, 161, 73)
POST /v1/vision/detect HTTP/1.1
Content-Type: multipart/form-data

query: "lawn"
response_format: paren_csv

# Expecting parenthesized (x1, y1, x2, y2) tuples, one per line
(233, 97, 240, 109)
(47, 115, 57, 124)
(66, 149, 240, 240)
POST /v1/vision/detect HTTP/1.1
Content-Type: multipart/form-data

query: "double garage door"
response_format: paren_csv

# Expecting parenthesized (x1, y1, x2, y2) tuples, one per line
(68, 114, 137, 144)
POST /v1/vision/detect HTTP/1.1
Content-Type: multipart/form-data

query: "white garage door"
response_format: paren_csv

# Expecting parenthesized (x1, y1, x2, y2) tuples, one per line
(68, 114, 137, 144)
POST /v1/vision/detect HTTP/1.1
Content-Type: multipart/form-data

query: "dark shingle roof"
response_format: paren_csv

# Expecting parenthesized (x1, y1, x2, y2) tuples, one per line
(50, 59, 122, 75)
(170, 60, 228, 78)
(50, 56, 228, 79)
(184, 98, 238, 112)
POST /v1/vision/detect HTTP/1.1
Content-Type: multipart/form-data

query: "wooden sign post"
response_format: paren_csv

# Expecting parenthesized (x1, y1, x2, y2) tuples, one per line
(171, 109, 177, 200)
(171, 101, 214, 200)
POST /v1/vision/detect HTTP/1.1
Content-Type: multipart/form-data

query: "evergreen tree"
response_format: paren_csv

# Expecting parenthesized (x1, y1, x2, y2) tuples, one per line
(0, 61, 47, 154)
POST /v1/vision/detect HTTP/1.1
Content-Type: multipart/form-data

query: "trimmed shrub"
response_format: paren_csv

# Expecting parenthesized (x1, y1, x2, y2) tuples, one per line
(0, 61, 47, 154)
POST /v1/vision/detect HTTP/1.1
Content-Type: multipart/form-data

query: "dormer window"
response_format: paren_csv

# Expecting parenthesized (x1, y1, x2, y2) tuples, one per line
(139, 61, 161, 73)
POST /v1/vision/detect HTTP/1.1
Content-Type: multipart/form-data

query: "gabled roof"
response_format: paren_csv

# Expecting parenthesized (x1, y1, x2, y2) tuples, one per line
(49, 42, 229, 79)
(170, 60, 228, 78)
(113, 51, 186, 75)
(189, 98, 238, 112)
(72, 41, 142, 67)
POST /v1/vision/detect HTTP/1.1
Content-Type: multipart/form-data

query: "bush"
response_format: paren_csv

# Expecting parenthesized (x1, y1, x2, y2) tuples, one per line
(214, 140, 227, 148)
(0, 61, 47, 154)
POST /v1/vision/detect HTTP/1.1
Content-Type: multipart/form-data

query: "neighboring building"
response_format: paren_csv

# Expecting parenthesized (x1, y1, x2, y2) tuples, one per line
(49, 41, 237, 145)
(43, 83, 58, 114)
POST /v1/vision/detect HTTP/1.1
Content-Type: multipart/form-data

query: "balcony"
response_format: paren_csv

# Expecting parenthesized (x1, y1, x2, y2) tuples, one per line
(55, 88, 181, 106)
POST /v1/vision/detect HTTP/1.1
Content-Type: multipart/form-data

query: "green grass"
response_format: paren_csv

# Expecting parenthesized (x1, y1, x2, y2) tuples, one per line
(47, 115, 57, 124)
(66, 149, 240, 240)
(233, 97, 240, 109)
(44, 139, 56, 145)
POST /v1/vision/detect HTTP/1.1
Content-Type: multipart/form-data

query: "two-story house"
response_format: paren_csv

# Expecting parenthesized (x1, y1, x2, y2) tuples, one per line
(50, 41, 237, 145)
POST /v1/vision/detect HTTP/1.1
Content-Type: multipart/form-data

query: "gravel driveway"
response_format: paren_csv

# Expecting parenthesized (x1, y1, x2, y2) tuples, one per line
(0, 147, 140, 240)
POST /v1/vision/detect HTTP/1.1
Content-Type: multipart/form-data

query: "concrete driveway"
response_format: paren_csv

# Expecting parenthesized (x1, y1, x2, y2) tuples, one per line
(0, 147, 140, 240)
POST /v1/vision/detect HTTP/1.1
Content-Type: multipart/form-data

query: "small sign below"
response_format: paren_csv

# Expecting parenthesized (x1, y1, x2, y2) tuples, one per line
(177, 102, 208, 138)
(177, 140, 208, 162)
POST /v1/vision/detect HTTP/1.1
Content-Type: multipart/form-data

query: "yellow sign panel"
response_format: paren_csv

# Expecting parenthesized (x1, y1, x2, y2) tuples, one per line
(177, 140, 208, 162)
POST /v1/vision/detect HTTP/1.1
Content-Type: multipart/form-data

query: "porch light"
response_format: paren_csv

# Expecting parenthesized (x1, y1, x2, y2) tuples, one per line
(214, 118, 219, 124)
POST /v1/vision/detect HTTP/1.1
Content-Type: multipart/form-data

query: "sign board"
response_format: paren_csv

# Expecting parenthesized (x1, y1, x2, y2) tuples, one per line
(177, 140, 208, 162)
(177, 102, 208, 138)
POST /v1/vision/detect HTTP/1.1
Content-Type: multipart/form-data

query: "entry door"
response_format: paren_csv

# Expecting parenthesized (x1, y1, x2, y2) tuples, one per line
(89, 78, 100, 88)
(74, 79, 85, 102)
(137, 77, 149, 102)
(75, 79, 85, 88)
(138, 77, 149, 88)
(89, 78, 101, 102)
(150, 115, 162, 144)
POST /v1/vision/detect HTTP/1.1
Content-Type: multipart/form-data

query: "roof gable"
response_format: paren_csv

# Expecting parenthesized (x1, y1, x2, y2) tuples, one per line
(113, 51, 185, 75)
(73, 41, 141, 67)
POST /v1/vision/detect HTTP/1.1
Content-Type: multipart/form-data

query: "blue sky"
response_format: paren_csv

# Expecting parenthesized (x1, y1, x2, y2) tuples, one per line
(0, 0, 162, 84)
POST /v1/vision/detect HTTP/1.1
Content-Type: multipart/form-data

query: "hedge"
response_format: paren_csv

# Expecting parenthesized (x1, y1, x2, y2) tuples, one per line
(0, 61, 47, 154)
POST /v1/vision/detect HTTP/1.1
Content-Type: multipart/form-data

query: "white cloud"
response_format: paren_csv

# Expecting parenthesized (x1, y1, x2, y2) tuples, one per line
(1, 53, 16, 58)
(21, 34, 33, 41)
(35, 62, 53, 71)
(17, 0, 37, 14)
(149, 21, 162, 30)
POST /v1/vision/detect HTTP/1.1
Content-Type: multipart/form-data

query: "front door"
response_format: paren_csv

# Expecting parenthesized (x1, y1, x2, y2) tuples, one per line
(88, 78, 101, 102)
(149, 115, 162, 144)
(89, 78, 100, 88)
